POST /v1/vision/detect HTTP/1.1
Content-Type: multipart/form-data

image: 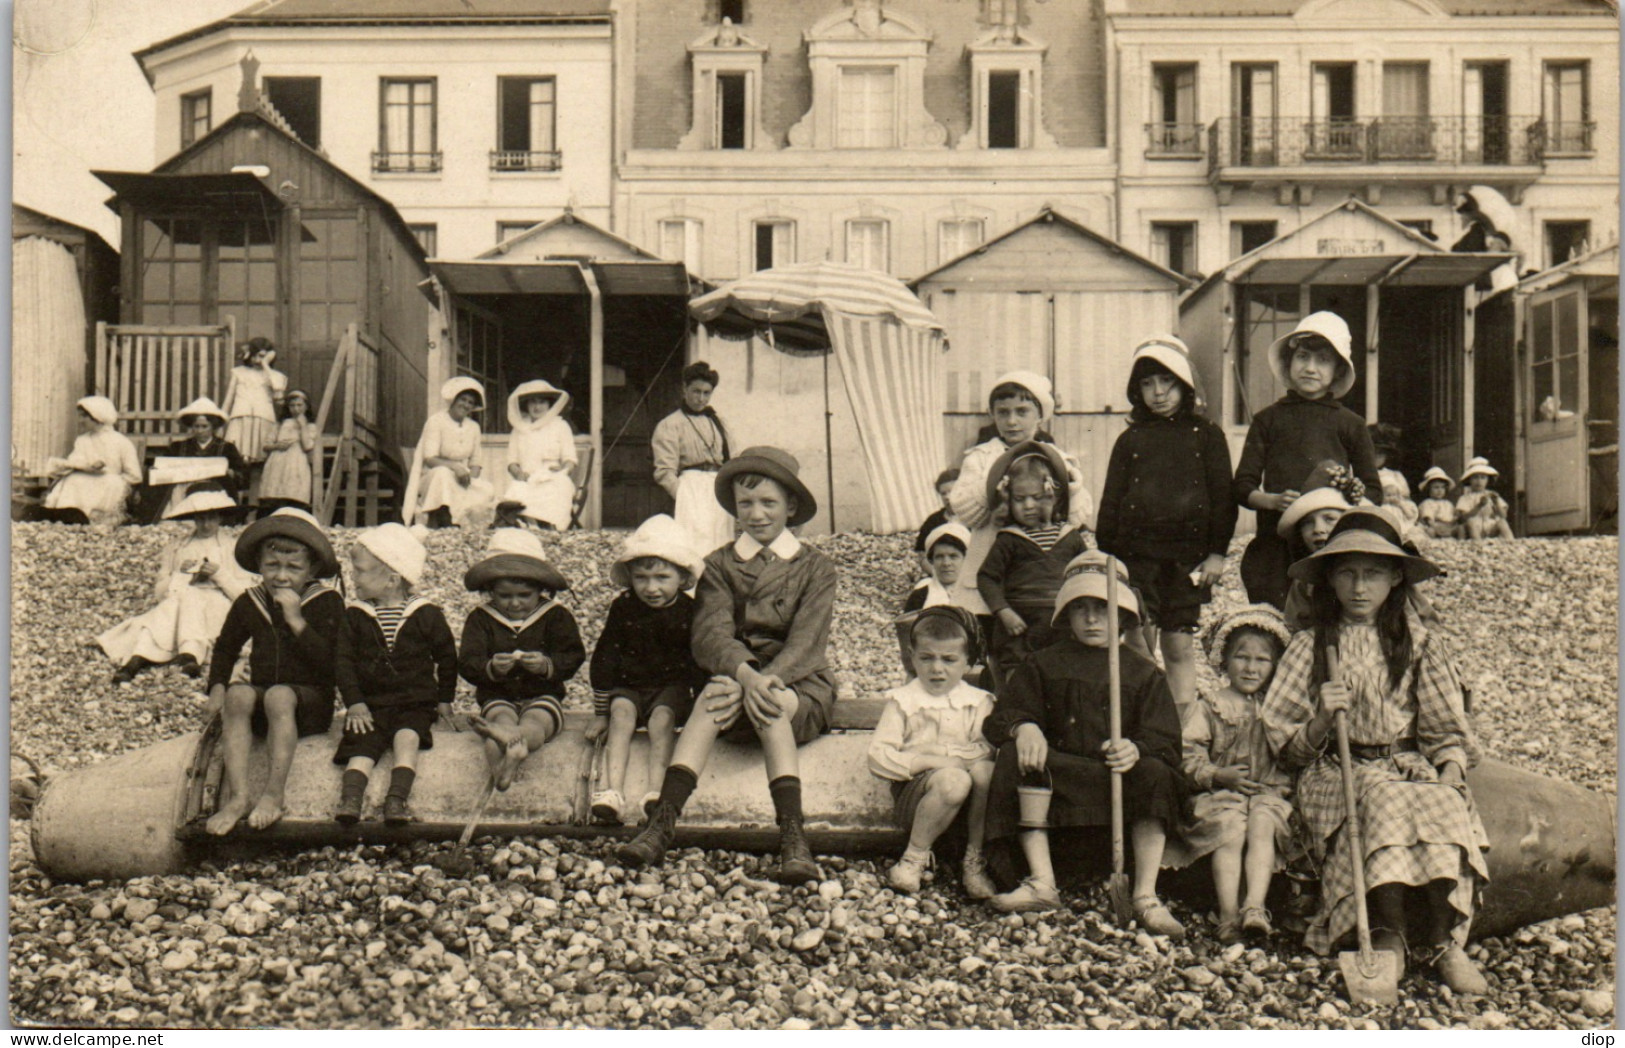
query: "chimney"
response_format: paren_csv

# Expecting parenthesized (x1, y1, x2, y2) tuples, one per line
(238, 51, 261, 113)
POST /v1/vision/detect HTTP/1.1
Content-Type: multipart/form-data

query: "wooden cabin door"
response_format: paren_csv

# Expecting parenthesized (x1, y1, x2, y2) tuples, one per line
(1525, 285, 1589, 533)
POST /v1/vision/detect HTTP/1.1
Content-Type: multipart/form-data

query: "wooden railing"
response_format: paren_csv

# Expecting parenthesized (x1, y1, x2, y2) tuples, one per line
(93, 319, 237, 437)
(312, 322, 389, 526)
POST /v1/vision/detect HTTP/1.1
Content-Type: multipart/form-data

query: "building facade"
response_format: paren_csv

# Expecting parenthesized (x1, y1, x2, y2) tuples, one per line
(135, 0, 615, 261)
(1108, 0, 1619, 281)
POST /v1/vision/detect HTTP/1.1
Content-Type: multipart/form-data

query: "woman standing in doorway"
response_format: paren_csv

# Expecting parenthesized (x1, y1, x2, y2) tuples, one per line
(651, 361, 734, 555)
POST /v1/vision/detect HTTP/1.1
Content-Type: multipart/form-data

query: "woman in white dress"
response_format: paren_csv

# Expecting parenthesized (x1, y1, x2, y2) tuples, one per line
(408, 377, 496, 528)
(98, 485, 255, 682)
(501, 379, 578, 530)
(42, 396, 142, 526)
(650, 361, 734, 554)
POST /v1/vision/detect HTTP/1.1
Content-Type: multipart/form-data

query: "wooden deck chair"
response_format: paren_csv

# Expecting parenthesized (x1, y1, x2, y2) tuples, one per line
(569, 444, 594, 530)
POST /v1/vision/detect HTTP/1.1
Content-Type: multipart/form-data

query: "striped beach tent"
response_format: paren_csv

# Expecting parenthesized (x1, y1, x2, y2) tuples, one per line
(690, 261, 948, 534)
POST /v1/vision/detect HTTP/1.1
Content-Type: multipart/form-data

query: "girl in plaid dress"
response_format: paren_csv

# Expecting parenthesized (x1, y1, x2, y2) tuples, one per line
(1261, 508, 1490, 995)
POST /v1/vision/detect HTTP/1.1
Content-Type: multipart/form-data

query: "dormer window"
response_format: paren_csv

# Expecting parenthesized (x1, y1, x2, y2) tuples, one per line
(679, 19, 770, 150)
(788, 3, 946, 150)
(960, 3, 1057, 151)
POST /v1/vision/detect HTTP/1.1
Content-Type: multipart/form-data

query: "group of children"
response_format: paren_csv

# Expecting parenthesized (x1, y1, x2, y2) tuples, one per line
(874, 315, 1488, 993)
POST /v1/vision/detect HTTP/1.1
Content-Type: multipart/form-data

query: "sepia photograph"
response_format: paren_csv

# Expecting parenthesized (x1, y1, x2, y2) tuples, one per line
(8, 0, 1619, 1032)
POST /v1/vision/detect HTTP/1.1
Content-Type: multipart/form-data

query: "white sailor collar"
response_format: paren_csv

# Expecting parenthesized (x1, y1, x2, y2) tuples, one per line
(475, 597, 560, 635)
(733, 529, 801, 562)
(346, 595, 433, 622)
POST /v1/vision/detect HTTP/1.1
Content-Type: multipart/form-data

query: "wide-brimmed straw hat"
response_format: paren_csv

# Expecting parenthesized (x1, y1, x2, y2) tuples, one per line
(440, 377, 485, 411)
(1459, 456, 1500, 484)
(1051, 551, 1140, 625)
(76, 395, 119, 426)
(715, 446, 817, 527)
(163, 487, 240, 521)
(1277, 460, 1369, 537)
(235, 507, 339, 577)
(986, 440, 1069, 516)
(464, 527, 569, 592)
(611, 514, 704, 589)
(1420, 466, 1453, 492)
(989, 370, 1056, 420)
(176, 397, 228, 426)
(1203, 604, 1291, 670)
(923, 520, 972, 556)
(1269, 311, 1356, 399)
(507, 379, 571, 430)
(1287, 507, 1441, 587)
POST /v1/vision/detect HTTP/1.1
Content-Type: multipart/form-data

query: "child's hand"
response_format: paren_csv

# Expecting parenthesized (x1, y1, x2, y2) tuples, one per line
(345, 704, 375, 734)
(1438, 761, 1466, 789)
(997, 608, 1028, 636)
(469, 464, 483, 479)
(698, 676, 744, 729)
(489, 652, 519, 676)
(1014, 722, 1048, 774)
(270, 586, 305, 627)
(1195, 554, 1226, 588)
(1317, 679, 1352, 716)
(739, 666, 790, 727)
(1212, 766, 1264, 795)
(1102, 738, 1139, 773)
(1267, 489, 1301, 513)
(508, 463, 526, 481)
(585, 715, 608, 741)
(202, 685, 226, 720)
(518, 651, 552, 677)
(194, 559, 217, 581)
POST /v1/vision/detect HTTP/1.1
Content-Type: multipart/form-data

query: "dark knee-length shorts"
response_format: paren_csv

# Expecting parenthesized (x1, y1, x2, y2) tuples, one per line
(243, 683, 335, 739)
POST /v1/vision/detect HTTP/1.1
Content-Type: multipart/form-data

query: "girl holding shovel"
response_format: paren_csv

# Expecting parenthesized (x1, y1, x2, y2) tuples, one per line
(1261, 509, 1489, 994)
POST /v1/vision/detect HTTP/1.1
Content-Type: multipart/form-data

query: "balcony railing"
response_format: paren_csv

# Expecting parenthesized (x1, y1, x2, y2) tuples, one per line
(371, 151, 443, 174)
(489, 150, 564, 172)
(1145, 122, 1206, 157)
(1541, 120, 1596, 155)
(1208, 116, 1545, 175)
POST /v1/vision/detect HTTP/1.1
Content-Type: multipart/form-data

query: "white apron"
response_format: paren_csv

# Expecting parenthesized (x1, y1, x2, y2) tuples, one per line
(674, 468, 735, 556)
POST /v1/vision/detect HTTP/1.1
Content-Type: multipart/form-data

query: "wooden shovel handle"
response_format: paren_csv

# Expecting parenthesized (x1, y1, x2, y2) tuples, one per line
(1106, 556, 1125, 879)
(1328, 646, 1376, 956)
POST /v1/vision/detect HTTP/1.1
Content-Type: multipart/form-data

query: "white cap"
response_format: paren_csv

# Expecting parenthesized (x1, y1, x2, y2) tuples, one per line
(1269, 311, 1356, 399)
(355, 522, 428, 586)
(990, 370, 1055, 420)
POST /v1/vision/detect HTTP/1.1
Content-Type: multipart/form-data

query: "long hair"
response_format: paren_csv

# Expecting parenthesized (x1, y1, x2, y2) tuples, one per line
(994, 454, 1068, 527)
(1307, 557, 1413, 692)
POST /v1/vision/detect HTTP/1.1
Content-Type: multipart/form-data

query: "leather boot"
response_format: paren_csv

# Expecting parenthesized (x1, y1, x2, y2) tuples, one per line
(618, 802, 678, 868)
(775, 816, 820, 886)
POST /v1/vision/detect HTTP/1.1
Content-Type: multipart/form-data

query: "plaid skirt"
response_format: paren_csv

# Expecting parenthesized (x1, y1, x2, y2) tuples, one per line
(1295, 751, 1490, 955)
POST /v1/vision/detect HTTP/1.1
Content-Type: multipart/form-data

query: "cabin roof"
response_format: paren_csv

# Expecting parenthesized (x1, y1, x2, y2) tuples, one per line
(12, 204, 118, 256)
(911, 206, 1192, 290)
(477, 210, 664, 264)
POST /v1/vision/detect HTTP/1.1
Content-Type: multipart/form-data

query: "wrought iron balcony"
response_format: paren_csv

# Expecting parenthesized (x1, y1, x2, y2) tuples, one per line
(1539, 120, 1596, 156)
(489, 150, 564, 172)
(371, 151, 443, 174)
(1207, 116, 1546, 177)
(1145, 122, 1206, 157)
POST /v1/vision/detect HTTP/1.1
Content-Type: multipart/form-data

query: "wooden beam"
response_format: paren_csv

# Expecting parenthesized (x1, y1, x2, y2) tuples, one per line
(580, 264, 604, 530)
(1365, 283, 1380, 424)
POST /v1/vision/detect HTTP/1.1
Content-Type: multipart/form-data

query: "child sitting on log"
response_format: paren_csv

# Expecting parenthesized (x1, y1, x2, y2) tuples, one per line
(99, 484, 252, 684)
(1163, 606, 1295, 943)
(981, 553, 1186, 929)
(620, 446, 838, 886)
(203, 508, 343, 835)
(587, 515, 710, 825)
(332, 524, 458, 826)
(460, 529, 585, 790)
(869, 605, 997, 900)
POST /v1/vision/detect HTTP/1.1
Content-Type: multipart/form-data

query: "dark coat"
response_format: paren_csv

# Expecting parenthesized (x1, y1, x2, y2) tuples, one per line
(458, 601, 585, 704)
(589, 591, 709, 698)
(335, 599, 459, 709)
(1097, 412, 1236, 562)
(207, 583, 343, 692)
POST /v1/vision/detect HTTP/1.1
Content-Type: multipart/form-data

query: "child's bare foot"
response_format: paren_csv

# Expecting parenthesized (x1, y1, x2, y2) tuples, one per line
(246, 796, 285, 830)
(494, 738, 528, 791)
(205, 798, 251, 836)
(467, 714, 510, 744)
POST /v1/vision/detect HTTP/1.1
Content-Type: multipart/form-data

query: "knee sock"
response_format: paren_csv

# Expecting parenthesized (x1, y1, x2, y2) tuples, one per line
(340, 769, 368, 805)
(387, 766, 416, 801)
(769, 775, 803, 824)
(659, 765, 698, 815)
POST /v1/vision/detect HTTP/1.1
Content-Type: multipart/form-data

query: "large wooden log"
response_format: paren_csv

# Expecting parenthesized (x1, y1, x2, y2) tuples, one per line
(31, 717, 1615, 939)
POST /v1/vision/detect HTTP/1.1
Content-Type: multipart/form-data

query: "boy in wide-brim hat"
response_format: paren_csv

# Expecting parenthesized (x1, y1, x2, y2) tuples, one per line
(459, 528, 585, 790)
(620, 446, 839, 885)
(203, 508, 344, 836)
(586, 515, 712, 825)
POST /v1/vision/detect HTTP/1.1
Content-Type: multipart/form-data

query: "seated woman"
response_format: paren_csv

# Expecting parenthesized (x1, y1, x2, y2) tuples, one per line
(42, 396, 143, 526)
(501, 380, 577, 531)
(148, 398, 247, 522)
(407, 377, 496, 529)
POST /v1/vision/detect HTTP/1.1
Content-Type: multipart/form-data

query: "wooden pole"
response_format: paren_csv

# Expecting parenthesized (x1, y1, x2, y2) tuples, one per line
(581, 264, 604, 531)
(823, 348, 836, 534)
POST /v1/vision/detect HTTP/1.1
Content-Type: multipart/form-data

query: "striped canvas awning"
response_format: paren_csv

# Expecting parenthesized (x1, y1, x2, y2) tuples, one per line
(690, 262, 948, 533)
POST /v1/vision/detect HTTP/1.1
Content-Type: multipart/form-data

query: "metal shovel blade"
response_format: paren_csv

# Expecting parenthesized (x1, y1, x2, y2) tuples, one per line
(1108, 871, 1135, 926)
(1338, 944, 1402, 1007)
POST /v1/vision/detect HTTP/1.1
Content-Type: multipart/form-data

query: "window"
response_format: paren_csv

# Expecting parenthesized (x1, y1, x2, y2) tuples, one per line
(1151, 222, 1198, 279)
(1230, 63, 1276, 166)
(845, 219, 889, 272)
(717, 73, 749, 149)
(495, 77, 560, 171)
(939, 219, 985, 263)
(1529, 291, 1583, 425)
(1230, 221, 1277, 258)
(1545, 221, 1590, 268)
(1149, 64, 1199, 155)
(1463, 61, 1510, 165)
(408, 224, 438, 257)
(1379, 62, 1430, 159)
(376, 78, 439, 172)
(139, 219, 205, 326)
(1309, 63, 1360, 157)
(496, 221, 536, 244)
(659, 219, 703, 273)
(263, 77, 321, 147)
(837, 67, 898, 148)
(1543, 62, 1591, 154)
(1236, 285, 1301, 424)
(986, 71, 1022, 149)
(753, 221, 793, 270)
(718, 0, 745, 22)
(180, 89, 211, 149)
(297, 215, 361, 352)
